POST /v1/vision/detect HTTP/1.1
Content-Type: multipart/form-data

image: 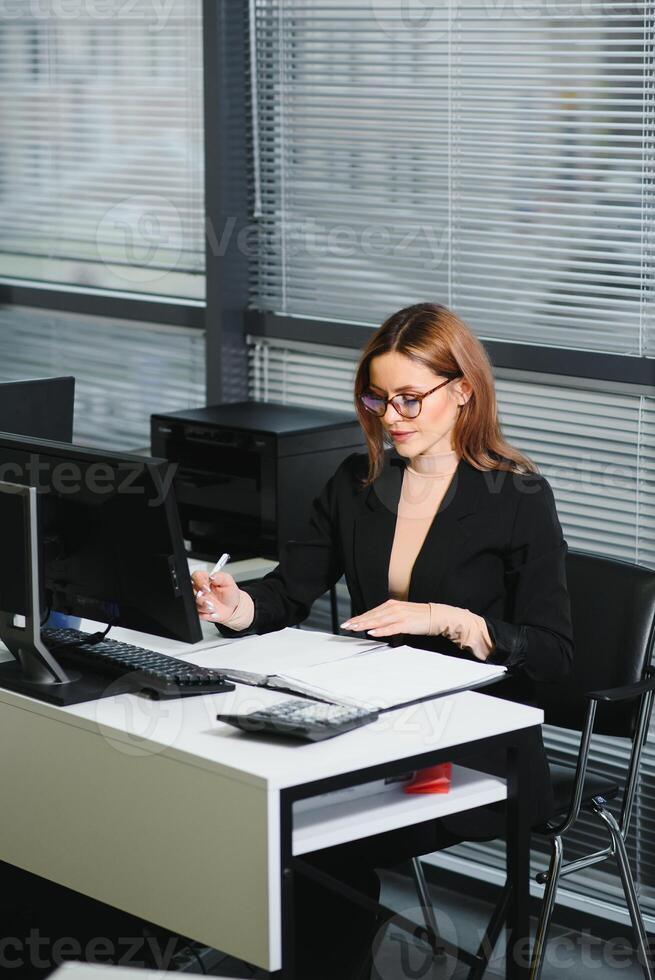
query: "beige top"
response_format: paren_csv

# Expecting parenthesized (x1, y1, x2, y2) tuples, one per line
(222, 449, 494, 660)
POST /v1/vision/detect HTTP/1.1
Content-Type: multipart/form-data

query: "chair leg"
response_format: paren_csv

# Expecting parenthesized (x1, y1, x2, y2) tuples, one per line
(593, 804, 653, 980)
(410, 857, 446, 957)
(529, 836, 563, 980)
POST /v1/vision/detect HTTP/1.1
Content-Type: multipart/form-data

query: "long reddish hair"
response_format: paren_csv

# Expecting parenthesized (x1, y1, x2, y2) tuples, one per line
(354, 302, 537, 486)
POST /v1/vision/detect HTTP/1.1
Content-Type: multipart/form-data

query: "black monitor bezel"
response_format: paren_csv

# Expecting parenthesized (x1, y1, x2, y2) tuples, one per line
(0, 431, 202, 644)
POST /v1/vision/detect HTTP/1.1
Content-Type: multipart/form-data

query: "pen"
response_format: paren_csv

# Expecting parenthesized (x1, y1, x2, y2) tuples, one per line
(210, 552, 231, 577)
(195, 552, 231, 599)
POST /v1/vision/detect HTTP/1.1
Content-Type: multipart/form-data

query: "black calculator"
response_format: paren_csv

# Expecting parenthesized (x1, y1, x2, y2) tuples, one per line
(216, 698, 379, 741)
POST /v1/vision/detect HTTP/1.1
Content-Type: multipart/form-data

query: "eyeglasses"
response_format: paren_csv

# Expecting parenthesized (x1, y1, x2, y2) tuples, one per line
(359, 375, 462, 419)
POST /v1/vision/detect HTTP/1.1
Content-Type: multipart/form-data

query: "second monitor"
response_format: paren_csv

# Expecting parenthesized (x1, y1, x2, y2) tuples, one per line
(0, 376, 75, 442)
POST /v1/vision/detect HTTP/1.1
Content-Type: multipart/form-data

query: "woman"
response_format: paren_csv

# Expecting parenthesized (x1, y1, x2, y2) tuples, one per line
(192, 302, 574, 979)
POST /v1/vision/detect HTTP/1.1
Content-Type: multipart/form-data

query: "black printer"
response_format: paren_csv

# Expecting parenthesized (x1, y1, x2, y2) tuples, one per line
(151, 401, 365, 562)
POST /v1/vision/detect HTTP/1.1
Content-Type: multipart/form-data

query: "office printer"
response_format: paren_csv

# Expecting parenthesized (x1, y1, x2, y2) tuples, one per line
(151, 401, 365, 561)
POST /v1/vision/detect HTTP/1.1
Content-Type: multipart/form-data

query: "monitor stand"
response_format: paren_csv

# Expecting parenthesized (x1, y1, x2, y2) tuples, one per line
(0, 484, 123, 705)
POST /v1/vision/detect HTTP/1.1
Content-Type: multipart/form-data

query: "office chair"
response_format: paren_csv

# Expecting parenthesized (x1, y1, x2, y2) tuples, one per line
(410, 548, 655, 980)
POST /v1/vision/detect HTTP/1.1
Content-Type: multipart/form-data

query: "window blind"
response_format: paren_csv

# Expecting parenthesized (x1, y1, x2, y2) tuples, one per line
(251, 0, 654, 355)
(0, 0, 205, 299)
(0, 306, 206, 450)
(248, 335, 655, 919)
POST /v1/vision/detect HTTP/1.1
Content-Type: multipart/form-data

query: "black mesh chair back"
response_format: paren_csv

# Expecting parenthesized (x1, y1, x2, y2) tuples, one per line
(413, 548, 655, 980)
(537, 549, 655, 737)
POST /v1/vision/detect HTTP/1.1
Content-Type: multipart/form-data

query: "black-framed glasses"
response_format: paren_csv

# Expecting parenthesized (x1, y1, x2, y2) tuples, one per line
(359, 375, 462, 419)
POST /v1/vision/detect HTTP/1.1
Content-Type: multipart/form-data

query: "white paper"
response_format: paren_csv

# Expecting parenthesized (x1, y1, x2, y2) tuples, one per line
(278, 645, 507, 710)
(190, 626, 381, 680)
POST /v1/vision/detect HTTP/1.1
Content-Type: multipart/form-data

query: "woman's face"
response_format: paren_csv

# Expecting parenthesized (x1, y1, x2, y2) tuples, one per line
(367, 351, 471, 457)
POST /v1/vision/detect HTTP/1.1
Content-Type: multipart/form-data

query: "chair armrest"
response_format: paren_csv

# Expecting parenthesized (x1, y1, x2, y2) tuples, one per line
(586, 669, 655, 703)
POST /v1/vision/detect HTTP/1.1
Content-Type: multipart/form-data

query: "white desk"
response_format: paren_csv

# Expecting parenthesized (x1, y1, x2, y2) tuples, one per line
(0, 625, 541, 978)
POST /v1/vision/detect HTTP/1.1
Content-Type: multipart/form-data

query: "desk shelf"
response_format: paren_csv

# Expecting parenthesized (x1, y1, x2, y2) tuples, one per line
(292, 765, 507, 855)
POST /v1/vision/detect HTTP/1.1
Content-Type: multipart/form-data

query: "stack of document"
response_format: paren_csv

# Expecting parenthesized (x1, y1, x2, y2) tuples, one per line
(196, 627, 506, 711)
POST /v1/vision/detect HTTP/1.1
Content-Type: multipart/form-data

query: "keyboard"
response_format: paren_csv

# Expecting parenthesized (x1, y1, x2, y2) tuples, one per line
(41, 627, 235, 700)
(216, 698, 379, 742)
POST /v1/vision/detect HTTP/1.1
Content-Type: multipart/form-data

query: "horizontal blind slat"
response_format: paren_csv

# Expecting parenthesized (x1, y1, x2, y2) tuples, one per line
(0, 0, 205, 299)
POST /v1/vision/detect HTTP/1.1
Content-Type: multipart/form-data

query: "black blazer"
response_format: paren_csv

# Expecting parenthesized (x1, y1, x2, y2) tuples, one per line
(216, 447, 574, 826)
(217, 447, 574, 698)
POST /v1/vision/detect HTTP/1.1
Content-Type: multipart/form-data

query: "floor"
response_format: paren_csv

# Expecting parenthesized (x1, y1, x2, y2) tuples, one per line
(6, 858, 648, 978)
(368, 867, 647, 980)
(200, 864, 649, 979)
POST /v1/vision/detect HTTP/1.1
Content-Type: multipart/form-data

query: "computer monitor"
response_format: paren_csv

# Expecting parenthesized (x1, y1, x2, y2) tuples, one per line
(0, 376, 75, 442)
(0, 481, 84, 701)
(0, 432, 202, 647)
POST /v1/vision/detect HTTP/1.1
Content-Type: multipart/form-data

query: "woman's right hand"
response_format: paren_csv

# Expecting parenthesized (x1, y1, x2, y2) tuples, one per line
(192, 570, 241, 623)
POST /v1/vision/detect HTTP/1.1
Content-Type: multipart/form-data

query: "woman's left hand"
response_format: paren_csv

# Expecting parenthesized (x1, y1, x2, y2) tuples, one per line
(341, 599, 435, 637)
